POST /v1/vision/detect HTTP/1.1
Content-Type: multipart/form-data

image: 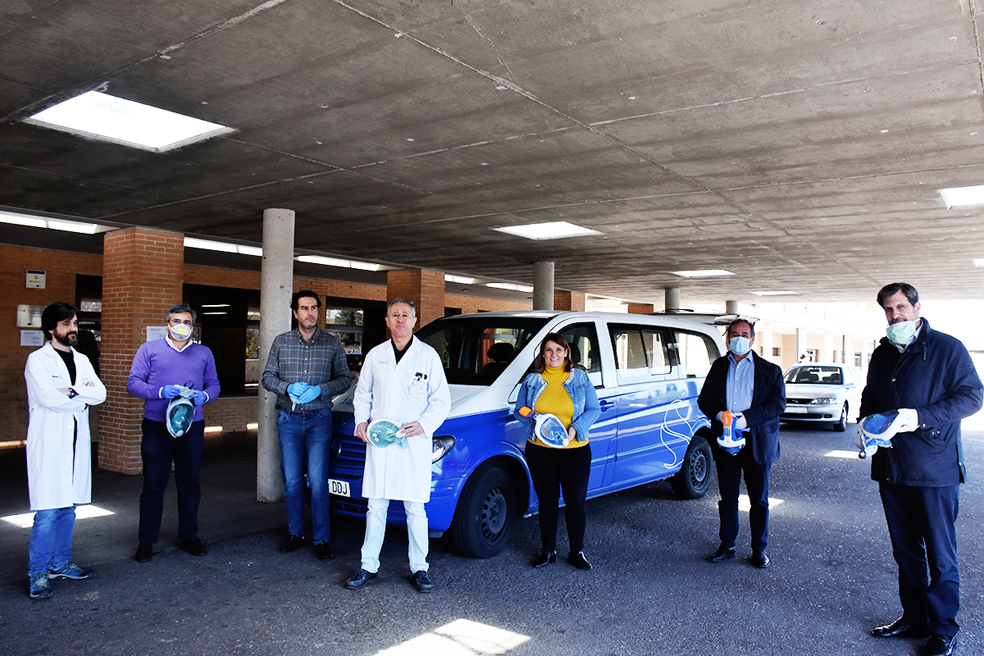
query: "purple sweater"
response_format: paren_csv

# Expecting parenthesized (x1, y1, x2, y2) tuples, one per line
(126, 339, 221, 422)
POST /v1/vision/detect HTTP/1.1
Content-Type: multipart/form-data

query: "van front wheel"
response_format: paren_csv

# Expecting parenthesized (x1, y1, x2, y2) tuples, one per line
(670, 436, 713, 499)
(450, 465, 516, 559)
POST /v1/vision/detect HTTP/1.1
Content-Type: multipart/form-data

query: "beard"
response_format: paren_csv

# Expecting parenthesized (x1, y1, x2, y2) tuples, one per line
(53, 331, 78, 348)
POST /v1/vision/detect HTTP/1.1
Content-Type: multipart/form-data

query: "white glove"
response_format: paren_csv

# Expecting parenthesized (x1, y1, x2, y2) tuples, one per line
(895, 408, 919, 433)
(734, 413, 747, 430)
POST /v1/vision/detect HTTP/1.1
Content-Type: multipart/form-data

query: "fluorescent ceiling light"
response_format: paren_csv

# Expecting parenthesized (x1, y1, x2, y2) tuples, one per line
(493, 221, 600, 241)
(671, 270, 735, 278)
(183, 237, 261, 256)
(201, 304, 230, 308)
(751, 291, 799, 296)
(486, 282, 534, 293)
(297, 255, 381, 271)
(445, 274, 476, 285)
(0, 209, 107, 234)
(940, 185, 984, 208)
(25, 91, 234, 153)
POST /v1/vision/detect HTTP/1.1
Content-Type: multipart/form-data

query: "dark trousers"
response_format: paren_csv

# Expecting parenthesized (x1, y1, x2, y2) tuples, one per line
(715, 447, 770, 551)
(879, 482, 960, 636)
(139, 418, 205, 544)
(526, 441, 591, 554)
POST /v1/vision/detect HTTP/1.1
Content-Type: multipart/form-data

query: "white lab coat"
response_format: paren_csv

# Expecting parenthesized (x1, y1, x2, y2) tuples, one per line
(354, 337, 451, 502)
(25, 342, 107, 511)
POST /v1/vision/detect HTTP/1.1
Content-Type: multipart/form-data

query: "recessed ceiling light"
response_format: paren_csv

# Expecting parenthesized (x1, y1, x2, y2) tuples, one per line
(296, 255, 381, 271)
(184, 237, 261, 256)
(0, 209, 108, 233)
(486, 282, 535, 293)
(751, 291, 799, 296)
(974, 259, 984, 268)
(24, 90, 235, 153)
(445, 274, 476, 284)
(493, 221, 600, 241)
(939, 185, 984, 208)
(671, 270, 736, 278)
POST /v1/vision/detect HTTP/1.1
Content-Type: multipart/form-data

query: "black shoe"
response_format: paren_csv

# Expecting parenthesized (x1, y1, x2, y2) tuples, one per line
(531, 551, 557, 568)
(706, 545, 736, 563)
(179, 538, 207, 556)
(412, 570, 434, 593)
(315, 542, 334, 561)
(751, 550, 770, 569)
(568, 551, 592, 570)
(134, 543, 153, 563)
(924, 634, 956, 656)
(870, 617, 931, 639)
(279, 534, 304, 553)
(345, 569, 377, 590)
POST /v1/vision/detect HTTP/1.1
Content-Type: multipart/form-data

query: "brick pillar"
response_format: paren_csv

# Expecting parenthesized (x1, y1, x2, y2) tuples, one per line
(628, 304, 655, 314)
(99, 228, 184, 473)
(554, 290, 585, 311)
(387, 269, 445, 328)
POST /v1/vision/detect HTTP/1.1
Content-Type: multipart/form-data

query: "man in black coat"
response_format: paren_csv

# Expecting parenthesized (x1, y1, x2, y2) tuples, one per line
(861, 283, 982, 656)
(698, 318, 785, 569)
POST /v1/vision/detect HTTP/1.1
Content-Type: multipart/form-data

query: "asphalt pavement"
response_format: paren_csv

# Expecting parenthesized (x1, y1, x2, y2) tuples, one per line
(1, 423, 983, 656)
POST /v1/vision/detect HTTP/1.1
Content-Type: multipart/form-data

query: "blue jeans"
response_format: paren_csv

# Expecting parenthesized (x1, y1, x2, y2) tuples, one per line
(278, 409, 332, 544)
(28, 506, 76, 577)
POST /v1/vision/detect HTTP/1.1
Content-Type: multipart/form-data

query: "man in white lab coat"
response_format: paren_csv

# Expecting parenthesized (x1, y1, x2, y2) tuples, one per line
(345, 298, 451, 593)
(24, 302, 106, 599)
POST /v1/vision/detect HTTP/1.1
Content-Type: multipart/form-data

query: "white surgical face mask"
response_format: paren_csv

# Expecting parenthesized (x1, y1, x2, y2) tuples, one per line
(169, 323, 192, 341)
(886, 319, 918, 346)
(729, 336, 751, 356)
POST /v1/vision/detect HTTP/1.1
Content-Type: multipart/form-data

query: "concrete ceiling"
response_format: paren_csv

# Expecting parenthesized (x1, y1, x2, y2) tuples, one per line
(3, 0, 984, 306)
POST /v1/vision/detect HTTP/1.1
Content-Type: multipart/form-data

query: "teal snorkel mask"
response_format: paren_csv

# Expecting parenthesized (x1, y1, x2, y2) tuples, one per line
(165, 381, 196, 438)
(367, 418, 409, 449)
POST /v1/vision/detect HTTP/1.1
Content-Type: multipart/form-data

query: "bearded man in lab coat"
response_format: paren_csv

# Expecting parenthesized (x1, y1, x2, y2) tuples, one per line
(345, 298, 451, 593)
(24, 302, 106, 600)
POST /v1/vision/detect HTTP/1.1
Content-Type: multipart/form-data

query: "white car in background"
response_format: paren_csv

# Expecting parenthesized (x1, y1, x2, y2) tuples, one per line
(781, 364, 864, 432)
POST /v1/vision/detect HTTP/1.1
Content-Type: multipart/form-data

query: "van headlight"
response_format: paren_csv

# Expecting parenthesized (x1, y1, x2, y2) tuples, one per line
(432, 435, 456, 463)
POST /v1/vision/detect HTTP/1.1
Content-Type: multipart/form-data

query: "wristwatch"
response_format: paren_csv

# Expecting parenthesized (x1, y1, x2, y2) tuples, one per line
(68, 388, 79, 399)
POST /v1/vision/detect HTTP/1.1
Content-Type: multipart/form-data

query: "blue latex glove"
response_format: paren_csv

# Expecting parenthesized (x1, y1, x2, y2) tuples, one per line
(287, 382, 308, 398)
(297, 385, 322, 404)
(190, 390, 208, 406)
(161, 385, 182, 399)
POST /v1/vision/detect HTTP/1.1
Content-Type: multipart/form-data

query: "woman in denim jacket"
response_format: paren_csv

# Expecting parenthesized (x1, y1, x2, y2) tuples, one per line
(513, 333, 601, 569)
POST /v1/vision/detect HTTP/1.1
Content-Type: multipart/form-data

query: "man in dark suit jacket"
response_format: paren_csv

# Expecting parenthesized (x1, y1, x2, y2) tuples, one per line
(698, 318, 785, 568)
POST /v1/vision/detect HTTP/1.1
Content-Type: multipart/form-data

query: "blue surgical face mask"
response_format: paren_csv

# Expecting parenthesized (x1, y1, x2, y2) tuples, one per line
(886, 319, 918, 346)
(729, 336, 751, 356)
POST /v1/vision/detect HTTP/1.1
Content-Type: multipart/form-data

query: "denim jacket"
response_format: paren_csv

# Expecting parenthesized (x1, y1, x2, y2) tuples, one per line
(513, 368, 601, 443)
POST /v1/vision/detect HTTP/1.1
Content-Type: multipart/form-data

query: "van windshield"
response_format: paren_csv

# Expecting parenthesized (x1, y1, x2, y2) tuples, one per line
(416, 316, 550, 385)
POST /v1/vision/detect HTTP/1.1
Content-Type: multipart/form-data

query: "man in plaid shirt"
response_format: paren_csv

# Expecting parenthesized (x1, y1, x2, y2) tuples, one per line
(262, 290, 351, 560)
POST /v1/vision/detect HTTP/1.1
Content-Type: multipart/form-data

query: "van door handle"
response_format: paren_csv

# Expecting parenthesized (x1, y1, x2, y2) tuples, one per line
(599, 400, 615, 411)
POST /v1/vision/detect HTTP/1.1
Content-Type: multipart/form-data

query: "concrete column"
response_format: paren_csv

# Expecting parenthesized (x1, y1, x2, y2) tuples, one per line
(759, 323, 774, 362)
(665, 287, 680, 312)
(553, 290, 585, 311)
(726, 300, 739, 315)
(823, 332, 834, 364)
(257, 208, 295, 503)
(100, 228, 184, 474)
(533, 261, 554, 310)
(796, 327, 808, 362)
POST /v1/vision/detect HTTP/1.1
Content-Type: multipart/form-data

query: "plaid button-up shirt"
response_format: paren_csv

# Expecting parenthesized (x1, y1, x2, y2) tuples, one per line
(261, 328, 352, 411)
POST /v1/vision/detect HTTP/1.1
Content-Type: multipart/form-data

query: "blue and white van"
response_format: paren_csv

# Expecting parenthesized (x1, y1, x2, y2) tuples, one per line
(327, 311, 725, 558)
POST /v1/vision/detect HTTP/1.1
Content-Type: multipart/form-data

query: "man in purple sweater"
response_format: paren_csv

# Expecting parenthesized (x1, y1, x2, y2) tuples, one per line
(127, 304, 220, 563)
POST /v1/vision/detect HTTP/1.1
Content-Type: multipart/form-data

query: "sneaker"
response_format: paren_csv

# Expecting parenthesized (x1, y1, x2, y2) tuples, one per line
(29, 572, 52, 599)
(48, 562, 93, 580)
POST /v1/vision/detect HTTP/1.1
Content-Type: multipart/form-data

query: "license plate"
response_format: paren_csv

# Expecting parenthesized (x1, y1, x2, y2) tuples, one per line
(329, 478, 351, 497)
(784, 406, 807, 414)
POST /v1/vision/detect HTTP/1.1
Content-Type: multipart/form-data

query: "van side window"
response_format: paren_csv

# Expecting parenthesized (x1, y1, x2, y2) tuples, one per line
(676, 330, 717, 378)
(558, 323, 602, 386)
(611, 326, 672, 381)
